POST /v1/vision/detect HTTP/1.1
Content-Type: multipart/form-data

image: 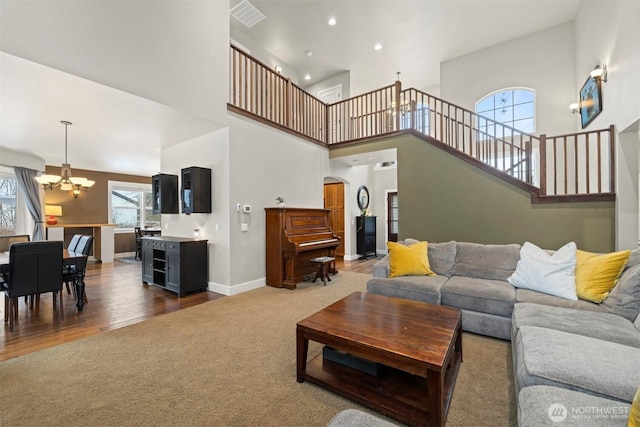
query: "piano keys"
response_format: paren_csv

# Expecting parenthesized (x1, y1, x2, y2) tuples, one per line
(265, 207, 341, 289)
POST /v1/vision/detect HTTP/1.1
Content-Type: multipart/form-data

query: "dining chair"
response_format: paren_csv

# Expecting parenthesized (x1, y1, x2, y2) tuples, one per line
(3, 241, 63, 332)
(134, 227, 143, 260)
(64, 236, 93, 300)
(67, 234, 82, 252)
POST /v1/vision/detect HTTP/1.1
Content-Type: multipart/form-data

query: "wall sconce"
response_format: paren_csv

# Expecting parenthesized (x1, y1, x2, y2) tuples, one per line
(274, 65, 282, 74)
(590, 64, 607, 82)
(193, 229, 200, 238)
(569, 102, 580, 115)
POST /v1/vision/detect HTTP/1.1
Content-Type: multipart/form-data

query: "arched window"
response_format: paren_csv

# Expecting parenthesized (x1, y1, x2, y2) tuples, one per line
(475, 88, 535, 134)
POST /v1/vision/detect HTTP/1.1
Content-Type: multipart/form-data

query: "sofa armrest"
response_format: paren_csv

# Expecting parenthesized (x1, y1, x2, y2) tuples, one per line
(373, 255, 390, 278)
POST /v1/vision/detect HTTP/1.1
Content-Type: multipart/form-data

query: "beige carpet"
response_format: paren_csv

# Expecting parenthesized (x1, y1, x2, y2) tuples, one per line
(0, 271, 516, 426)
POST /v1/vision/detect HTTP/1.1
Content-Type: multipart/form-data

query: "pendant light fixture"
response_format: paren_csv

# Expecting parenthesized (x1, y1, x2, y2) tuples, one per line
(35, 121, 95, 198)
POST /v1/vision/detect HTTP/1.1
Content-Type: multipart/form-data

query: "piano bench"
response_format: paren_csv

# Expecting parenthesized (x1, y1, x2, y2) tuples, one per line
(310, 256, 336, 286)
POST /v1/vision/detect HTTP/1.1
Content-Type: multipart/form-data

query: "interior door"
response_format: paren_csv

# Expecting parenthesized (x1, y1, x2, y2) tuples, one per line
(387, 191, 398, 242)
(318, 85, 342, 143)
(323, 182, 345, 256)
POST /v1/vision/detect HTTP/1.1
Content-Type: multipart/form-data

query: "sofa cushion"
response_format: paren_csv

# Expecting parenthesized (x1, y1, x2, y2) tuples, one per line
(626, 248, 640, 270)
(515, 289, 605, 312)
(451, 242, 520, 281)
(387, 241, 434, 278)
(441, 276, 515, 317)
(602, 264, 640, 322)
(514, 326, 640, 402)
(575, 249, 630, 303)
(518, 385, 631, 427)
(405, 239, 457, 277)
(508, 241, 578, 300)
(366, 275, 447, 305)
(512, 303, 640, 348)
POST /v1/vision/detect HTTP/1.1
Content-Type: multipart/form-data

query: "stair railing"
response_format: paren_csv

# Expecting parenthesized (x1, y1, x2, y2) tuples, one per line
(227, 45, 615, 198)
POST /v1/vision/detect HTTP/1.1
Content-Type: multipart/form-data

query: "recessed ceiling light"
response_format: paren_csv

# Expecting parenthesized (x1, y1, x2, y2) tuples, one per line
(305, 50, 313, 56)
(328, 17, 337, 26)
(304, 74, 311, 81)
(374, 43, 382, 51)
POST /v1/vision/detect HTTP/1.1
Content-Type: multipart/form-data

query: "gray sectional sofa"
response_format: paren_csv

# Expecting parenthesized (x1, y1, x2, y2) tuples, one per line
(366, 239, 640, 426)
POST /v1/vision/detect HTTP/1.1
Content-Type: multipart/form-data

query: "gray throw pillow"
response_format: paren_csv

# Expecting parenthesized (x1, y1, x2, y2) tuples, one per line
(452, 242, 521, 281)
(403, 239, 457, 277)
(602, 263, 640, 321)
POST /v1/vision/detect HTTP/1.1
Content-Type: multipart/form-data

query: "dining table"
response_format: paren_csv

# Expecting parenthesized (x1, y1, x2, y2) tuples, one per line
(0, 249, 89, 311)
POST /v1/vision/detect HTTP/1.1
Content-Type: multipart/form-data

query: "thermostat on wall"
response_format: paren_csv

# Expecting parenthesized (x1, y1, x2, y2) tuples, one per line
(243, 205, 252, 213)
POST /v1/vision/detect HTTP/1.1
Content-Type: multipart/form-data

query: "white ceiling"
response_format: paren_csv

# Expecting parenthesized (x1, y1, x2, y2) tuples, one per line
(1, 0, 582, 176)
(0, 53, 221, 176)
(231, 0, 582, 94)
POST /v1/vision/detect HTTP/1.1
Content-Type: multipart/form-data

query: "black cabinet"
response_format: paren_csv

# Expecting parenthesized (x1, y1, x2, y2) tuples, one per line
(141, 236, 208, 296)
(181, 166, 211, 214)
(356, 216, 377, 259)
(152, 174, 178, 214)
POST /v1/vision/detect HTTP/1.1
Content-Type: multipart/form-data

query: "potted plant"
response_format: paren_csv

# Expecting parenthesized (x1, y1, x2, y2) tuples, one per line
(276, 196, 285, 208)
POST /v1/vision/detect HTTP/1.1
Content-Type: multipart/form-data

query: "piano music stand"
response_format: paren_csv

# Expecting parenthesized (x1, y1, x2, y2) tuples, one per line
(310, 256, 335, 286)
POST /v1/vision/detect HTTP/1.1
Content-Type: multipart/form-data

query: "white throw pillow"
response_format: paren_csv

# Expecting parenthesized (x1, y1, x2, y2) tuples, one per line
(508, 241, 578, 300)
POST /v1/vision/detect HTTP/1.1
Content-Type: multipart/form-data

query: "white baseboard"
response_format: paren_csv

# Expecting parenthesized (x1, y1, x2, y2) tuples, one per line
(343, 254, 359, 261)
(208, 278, 265, 296)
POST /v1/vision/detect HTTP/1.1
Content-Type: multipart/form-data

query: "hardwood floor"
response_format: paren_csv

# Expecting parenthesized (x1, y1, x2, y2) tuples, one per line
(1, 256, 378, 361)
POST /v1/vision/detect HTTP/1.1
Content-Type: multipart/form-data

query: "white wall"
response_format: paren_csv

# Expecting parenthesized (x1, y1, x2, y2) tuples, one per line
(227, 114, 331, 288)
(303, 71, 351, 99)
(575, 0, 640, 133)
(161, 128, 231, 288)
(440, 21, 576, 137)
(617, 122, 639, 249)
(575, 0, 640, 249)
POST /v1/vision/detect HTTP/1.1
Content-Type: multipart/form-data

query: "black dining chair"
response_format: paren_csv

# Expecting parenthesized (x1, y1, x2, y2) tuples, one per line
(3, 241, 64, 332)
(64, 236, 93, 300)
(67, 234, 82, 253)
(134, 227, 143, 260)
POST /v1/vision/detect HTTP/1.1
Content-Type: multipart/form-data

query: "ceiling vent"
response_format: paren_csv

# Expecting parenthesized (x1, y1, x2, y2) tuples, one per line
(230, 0, 266, 28)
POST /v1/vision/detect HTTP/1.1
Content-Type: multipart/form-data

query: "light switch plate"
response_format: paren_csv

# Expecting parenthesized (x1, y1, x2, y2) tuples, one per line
(241, 223, 248, 232)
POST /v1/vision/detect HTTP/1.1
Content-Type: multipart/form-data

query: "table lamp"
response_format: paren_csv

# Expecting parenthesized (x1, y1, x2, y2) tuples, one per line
(45, 205, 62, 225)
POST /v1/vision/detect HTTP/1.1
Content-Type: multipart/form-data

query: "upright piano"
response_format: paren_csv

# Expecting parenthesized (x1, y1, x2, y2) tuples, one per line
(265, 207, 341, 289)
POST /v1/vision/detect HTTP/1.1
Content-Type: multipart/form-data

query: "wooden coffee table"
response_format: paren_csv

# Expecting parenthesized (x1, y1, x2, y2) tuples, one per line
(296, 292, 462, 427)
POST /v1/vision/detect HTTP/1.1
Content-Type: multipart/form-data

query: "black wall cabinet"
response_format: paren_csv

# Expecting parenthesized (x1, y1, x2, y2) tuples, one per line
(152, 173, 178, 214)
(356, 216, 377, 259)
(181, 166, 212, 214)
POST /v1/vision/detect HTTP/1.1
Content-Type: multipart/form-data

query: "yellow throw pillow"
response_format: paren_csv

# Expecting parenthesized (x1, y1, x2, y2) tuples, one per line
(575, 249, 631, 303)
(387, 241, 435, 278)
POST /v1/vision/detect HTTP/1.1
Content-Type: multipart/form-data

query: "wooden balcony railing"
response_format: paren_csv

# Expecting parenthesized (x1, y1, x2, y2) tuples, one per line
(228, 46, 615, 200)
(540, 125, 615, 197)
(399, 88, 536, 186)
(229, 45, 326, 143)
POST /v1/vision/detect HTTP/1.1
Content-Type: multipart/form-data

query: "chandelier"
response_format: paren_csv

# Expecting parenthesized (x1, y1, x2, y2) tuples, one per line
(35, 121, 95, 198)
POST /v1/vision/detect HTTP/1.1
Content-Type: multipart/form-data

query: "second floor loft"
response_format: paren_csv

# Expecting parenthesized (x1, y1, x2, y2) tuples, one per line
(228, 45, 616, 203)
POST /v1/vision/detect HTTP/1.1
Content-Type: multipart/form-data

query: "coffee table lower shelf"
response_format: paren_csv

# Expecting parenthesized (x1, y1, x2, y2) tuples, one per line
(303, 352, 462, 427)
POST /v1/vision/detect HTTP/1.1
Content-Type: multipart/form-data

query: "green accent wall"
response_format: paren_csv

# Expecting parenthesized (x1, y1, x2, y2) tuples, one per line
(330, 134, 615, 252)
